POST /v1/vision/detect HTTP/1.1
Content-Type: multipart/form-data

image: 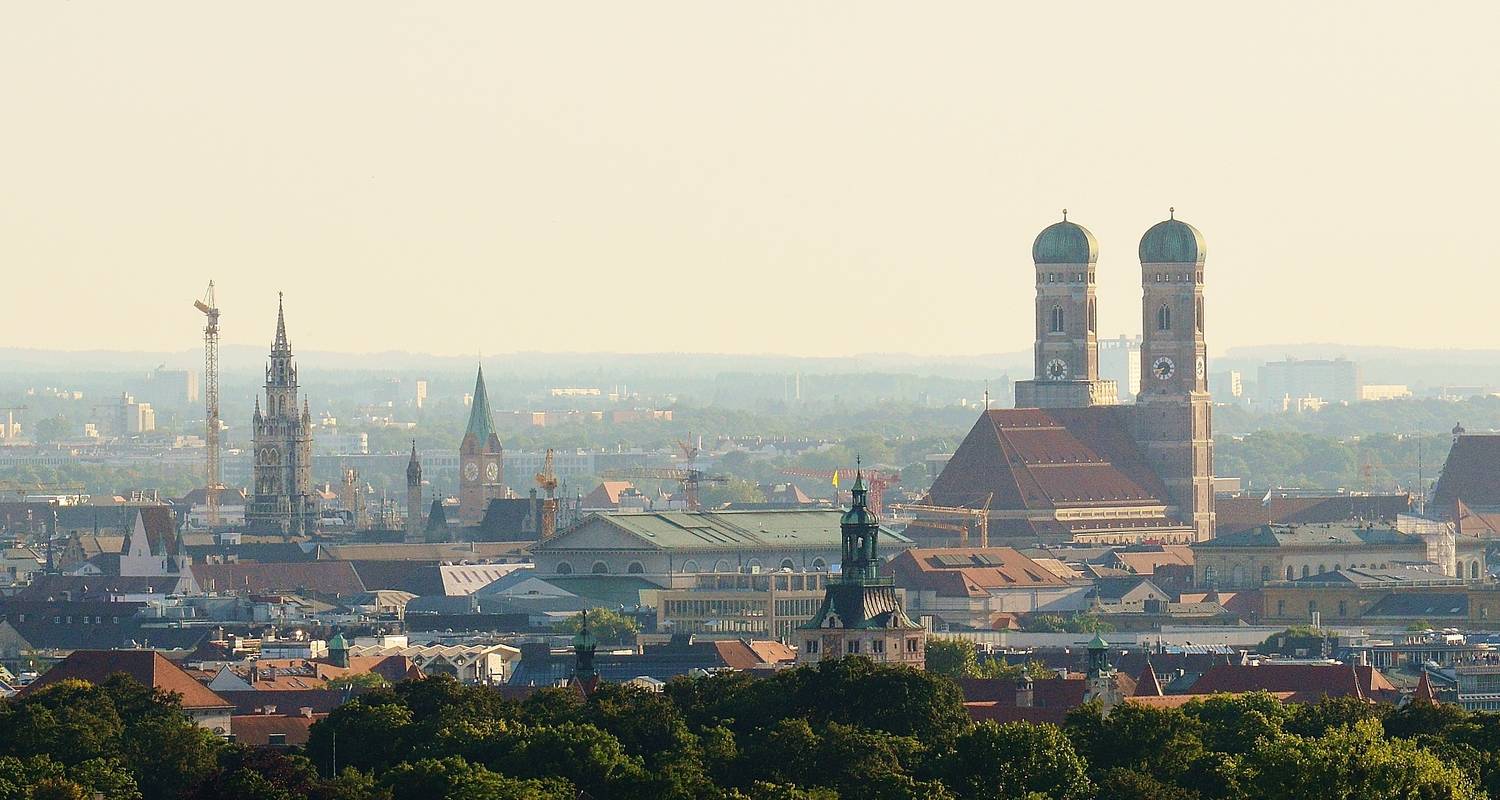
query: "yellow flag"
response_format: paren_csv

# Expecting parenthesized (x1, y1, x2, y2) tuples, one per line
(831, 472, 840, 489)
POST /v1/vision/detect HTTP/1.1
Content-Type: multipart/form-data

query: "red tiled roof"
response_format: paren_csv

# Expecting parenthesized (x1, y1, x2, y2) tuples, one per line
(1433, 435, 1500, 516)
(712, 639, 796, 670)
(217, 689, 348, 715)
(583, 482, 633, 508)
(884, 547, 1076, 598)
(191, 562, 365, 596)
(18, 649, 232, 710)
(928, 409, 1171, 512)
(1189, 663, 1398, 702)
(230, 713, 321, 746)
(1134, 662, 1164, 697)
(1112, 546, 1194, 575)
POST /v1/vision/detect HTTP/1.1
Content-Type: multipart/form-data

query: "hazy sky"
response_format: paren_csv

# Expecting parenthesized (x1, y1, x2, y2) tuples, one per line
(4, 3, 1497, 358)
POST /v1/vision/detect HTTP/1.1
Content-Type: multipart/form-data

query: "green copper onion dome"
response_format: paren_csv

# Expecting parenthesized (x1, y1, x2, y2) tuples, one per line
(1139, 213, 1206, 264)
(1032, 215, 1098, 265)
(1087, 632, 1109, 650)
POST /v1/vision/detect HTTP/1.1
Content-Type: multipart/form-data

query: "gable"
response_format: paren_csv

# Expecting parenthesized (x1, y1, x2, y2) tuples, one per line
(537, 517, 661, 552)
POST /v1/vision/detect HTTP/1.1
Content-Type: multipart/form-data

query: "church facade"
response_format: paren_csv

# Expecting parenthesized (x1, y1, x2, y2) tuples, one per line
(246, 297, 319, 535)
(917, 213, 1215, 545)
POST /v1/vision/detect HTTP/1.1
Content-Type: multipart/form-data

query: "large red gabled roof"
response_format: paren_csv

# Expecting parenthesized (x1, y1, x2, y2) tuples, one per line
(927, 409, 1170, 512)
(17, 649, 232, 710)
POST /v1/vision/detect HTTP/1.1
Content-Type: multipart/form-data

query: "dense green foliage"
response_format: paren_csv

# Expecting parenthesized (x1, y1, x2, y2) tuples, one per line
(9, 656, 1500, 798)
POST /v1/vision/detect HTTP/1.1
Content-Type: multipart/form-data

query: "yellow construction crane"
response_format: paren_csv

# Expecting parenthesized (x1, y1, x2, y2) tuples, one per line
(193, 281, 223, 526)
(890, 494, 993, 547)
(535, 448, 559, 540)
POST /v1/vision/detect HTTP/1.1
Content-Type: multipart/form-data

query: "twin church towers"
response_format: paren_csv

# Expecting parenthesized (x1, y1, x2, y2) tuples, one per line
(1013, 210, 1214, 540)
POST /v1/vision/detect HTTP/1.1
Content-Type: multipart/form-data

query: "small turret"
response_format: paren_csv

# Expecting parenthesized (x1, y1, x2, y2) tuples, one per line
(573, 610, 599, 692)
(328, 631, 349, 668)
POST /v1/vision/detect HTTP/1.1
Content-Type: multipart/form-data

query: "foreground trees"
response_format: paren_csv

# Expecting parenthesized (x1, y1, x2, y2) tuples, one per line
(0, 659, 1490, 799)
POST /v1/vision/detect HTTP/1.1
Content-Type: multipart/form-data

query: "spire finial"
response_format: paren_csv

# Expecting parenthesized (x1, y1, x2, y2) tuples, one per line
(1169, 206, 1175, 220)
(1062, 208, 1068, 221)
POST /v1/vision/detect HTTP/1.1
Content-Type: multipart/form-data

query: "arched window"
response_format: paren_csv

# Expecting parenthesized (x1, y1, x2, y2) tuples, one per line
(1261, 566, 1271, 583)
(780, 558, 796, 571)
(1087, 299, 1097, 333)
(1286, 566, 1295, 581)
(627, 561, 645, 574)
(714, 559, 731, 573)
(1317, 564, 1326, 574)
(746, 558, 763, 572)
(1050, 305, 1065, 333)
(1157, 303, 1171, 331)
(1473, 561, 1482, 580)
(1333, 563, 1341, 572)
(680, 559, 699, 573)
(1301, 565, 1310, 578)
(1196, 297, 1205, 332)
(591, 561, 609, 574)
(556, 561, 573, 575)
(811, 558, 828, 572)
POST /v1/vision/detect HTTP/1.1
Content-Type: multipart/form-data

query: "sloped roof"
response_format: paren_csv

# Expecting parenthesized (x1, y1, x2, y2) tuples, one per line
(799, 581, 922, 631)
(317, 542, 529, 562)
(218, 689, 350, 715)
(883, 547, 1077, 598)
(191, 562, 365, 596)
(927, 408, 1171, 511)
(1363, 593, 1469, 618)
(540, 509, 910, 553)
(1433, 434, 1500, 515)
(1215, 494, 1411, 536)
(1189, 662, 1398, 702)
(1196, 523, 1415, 549)
(230, 713, 320, 746)
(1290, 566, 1452, 586)
(1111, 546, 1194, 575)
(461, 366, 501, 451)
(18, 649, 232, 709)
(582, 482, 634, 509)
(712, 639, 796, 670)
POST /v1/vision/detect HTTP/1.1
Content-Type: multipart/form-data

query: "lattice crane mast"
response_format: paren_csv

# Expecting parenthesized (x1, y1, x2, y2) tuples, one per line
(779, 467, 901, 516)
(535, 448, 560, 540)
(888, 494, 994, 547)
(193, 281, 223, 526)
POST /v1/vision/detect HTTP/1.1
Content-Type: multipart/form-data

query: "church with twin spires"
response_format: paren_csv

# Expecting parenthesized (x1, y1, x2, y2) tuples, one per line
(912, 211, 1215, 545)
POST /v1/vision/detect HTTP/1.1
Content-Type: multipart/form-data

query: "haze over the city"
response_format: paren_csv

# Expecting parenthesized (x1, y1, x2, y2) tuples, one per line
(4, 2, 1497, 357)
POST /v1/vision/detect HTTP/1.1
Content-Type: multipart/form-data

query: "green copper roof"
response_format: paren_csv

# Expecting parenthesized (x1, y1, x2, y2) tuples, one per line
(1087, 632, 1108, 649)
(1138, 217, 1206, 264)
(1032, 220, 1098, 265)
(534, 509, 913, 552)
(464, 366, 500, 447)
(328, 632, 347, 649)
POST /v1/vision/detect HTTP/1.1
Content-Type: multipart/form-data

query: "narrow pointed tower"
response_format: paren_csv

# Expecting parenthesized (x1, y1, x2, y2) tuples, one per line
(458, 365, 505, 525)
(405, 441, 424, 543)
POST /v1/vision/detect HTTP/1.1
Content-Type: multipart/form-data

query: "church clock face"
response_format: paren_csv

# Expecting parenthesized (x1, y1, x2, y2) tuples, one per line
(1045, 358, 1068, 380)
(1152, 356, 1176, 380)
(463, 462, 479, 482)
(485, 462, 500, 482)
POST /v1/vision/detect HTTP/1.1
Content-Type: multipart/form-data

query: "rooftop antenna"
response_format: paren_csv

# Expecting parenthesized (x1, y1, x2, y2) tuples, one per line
(1169, 206, 1175, 220)
(984, 382, 991, 410)
(1062, 208, 1068, 221)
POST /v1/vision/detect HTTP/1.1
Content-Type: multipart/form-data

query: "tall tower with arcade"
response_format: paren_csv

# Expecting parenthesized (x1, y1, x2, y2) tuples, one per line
(1131, 210, 1215, 540)
(1014, 212, 1118, 409)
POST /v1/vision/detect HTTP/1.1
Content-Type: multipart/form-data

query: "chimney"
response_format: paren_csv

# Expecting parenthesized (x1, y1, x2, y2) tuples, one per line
(299, 707, 314, 718)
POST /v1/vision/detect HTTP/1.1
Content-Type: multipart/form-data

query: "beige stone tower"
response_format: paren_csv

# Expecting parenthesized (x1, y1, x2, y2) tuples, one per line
(1014, 213, 1118, 408)
(405, 441, 424, 543)
(1131, 211, 1215, 540)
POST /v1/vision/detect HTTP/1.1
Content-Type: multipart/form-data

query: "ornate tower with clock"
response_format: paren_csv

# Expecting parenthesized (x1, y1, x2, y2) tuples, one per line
(1132, 211, 1215, 540)
(458, 365, 505, 525)
(1015, 213, 1118, 409)
(246, 295, 319, 535)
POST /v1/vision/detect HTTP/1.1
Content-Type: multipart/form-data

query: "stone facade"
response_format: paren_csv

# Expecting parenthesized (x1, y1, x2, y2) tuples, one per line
(246, 297, 318, 535)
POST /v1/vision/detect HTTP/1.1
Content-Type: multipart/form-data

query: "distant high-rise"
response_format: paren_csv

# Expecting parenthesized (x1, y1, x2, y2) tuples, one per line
(458, 366, 505, 525)
(246, 296, 318, 535)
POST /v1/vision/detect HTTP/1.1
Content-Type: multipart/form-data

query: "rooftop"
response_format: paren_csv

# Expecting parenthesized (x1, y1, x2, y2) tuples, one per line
(538, 509, 911, 552)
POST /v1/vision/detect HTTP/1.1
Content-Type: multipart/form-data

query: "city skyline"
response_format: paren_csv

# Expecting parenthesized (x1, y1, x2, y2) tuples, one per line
(4, 3, 1498, 357)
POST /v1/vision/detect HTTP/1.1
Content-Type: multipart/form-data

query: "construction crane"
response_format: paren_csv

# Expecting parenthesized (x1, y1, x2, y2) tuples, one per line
(0, 406, 27, 441)
(889, 494, 994, 547)
(601, 467, 729, 511)
(779, 467, 901, 516)
(535, 448, 559, 540)
(193, 281, 223, 527)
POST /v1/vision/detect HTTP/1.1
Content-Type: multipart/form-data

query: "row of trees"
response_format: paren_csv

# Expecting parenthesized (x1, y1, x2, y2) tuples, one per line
(6, 656, 1496, 800)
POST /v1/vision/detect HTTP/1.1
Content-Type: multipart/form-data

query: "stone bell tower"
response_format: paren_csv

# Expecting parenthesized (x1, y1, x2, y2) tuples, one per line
(1015, 212, 1117, 409)
(1131, 210, 1215, 540)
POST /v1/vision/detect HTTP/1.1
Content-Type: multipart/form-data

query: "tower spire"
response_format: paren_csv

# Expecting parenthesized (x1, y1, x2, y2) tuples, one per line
(464, 364, 499, 447)
(272, 292, 290, 354)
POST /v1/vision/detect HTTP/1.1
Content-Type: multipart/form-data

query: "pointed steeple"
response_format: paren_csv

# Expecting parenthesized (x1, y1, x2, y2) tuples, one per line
(463, 365, 500, 450)
(407, 440, 422, 484)
(1133, 658, 1164, 697)
(1413, 670, 1437, 705)
(272, 292, 291, 355)
(839, 457, 880, 584)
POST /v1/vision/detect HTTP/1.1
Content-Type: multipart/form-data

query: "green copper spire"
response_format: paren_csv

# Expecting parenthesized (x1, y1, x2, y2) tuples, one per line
(840, 458, 881, 584)
(463, 365, 500, 449)
(573, 610, 598, 681)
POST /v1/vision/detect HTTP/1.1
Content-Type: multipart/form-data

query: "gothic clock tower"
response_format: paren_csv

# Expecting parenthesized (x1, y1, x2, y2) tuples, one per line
(246, 295, 318, 535)
(458, 365, 504, 525)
